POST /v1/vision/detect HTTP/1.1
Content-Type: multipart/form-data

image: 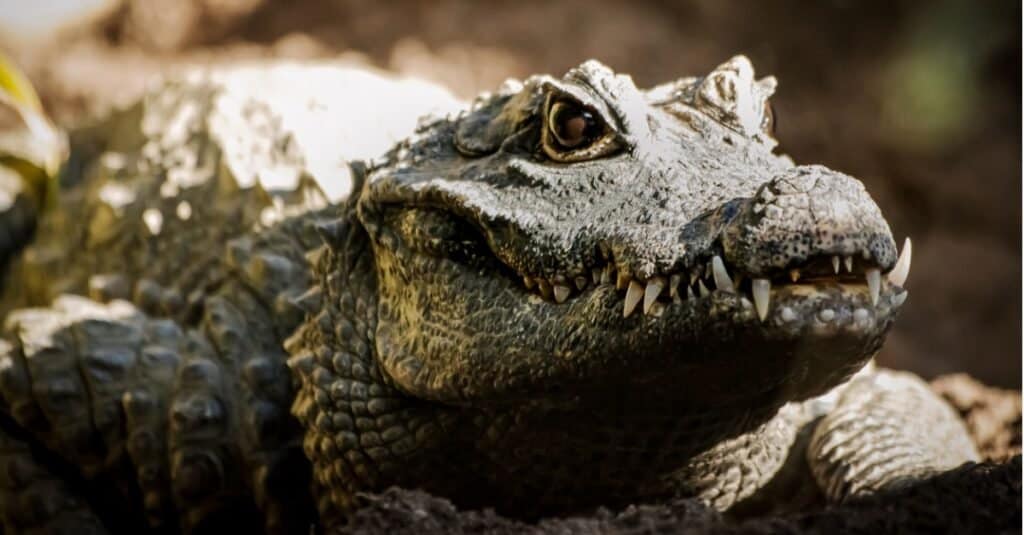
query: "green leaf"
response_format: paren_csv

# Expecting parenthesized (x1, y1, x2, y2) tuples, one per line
(0, 50, 66, 211)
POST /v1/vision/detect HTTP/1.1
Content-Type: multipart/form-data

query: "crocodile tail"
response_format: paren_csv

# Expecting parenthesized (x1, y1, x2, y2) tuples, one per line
(0, 52, 66, 276)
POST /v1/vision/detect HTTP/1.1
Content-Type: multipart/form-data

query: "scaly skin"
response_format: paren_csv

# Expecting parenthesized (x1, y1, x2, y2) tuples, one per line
(0, 58, 978, 533)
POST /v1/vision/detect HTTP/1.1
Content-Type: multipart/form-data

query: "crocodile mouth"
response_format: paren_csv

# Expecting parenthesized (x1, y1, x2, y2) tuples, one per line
(517, 244, 912, 326)
(363, 201, 912, 407)
(384, 203, 911, 331)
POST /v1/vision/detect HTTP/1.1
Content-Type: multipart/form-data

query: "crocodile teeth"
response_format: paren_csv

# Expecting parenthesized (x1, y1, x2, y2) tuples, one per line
(888, 237, 912, 287)
(644, 277, 665, 315)
(601, 265, 613, 284)
(624, 280, 644, 317)
(751, 278, 771, 321)
(553, 284, 571, 303)
(592, 268, 602, 285)
(844, 256, 853, 273)
(789, 269, 800, 283)
(524, 276, 536, 289)
(617, 271, 632, 290)
(866, 268, 881, 306)
(669, 274, 681, 298)
(698, 279, 710, 297)
(687, 285, 696, 299)
(690, 269, 700, 285)
(831, 256, 840, 274)
(891, 290, 908, 307)
(711, 256, 735, 293)
(574, 276, 587, 291)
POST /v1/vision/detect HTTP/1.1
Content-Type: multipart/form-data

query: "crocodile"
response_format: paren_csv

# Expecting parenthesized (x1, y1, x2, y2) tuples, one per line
(0, 57, 979, 534)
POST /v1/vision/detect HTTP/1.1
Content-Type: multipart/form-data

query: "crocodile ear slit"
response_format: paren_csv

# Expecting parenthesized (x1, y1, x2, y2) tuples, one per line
(454, 92, 515, 156)
(454, 83, 539, 157)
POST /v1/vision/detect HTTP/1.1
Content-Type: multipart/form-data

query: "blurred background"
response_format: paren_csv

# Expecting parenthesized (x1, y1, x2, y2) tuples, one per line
(0, 0, 1019, 387)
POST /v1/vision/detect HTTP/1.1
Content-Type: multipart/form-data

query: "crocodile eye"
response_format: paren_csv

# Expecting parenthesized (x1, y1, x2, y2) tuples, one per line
(548, 100, 604, 150)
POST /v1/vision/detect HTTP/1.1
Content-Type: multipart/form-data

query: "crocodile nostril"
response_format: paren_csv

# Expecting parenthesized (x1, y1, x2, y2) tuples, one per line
(720, 166, 897, 277)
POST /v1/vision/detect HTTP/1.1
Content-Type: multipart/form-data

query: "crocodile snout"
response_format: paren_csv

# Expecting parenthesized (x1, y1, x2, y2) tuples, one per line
(721, 165, 897, 278)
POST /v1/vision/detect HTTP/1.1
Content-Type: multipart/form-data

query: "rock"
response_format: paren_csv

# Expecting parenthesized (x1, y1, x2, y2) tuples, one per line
(932, 373, 1022, 461)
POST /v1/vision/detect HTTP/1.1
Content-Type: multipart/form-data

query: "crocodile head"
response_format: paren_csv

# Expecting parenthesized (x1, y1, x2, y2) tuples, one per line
(357, 57, 909, 413)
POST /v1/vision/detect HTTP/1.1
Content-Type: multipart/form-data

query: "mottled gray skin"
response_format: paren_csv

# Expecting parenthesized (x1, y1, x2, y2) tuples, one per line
(0, 58, 977, 534)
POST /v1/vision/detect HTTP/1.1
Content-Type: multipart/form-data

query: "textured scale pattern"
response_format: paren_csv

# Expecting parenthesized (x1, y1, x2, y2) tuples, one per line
(808, 369, 980, 501)
(0, 69, 328, 533)
(285, 203, 457, 526)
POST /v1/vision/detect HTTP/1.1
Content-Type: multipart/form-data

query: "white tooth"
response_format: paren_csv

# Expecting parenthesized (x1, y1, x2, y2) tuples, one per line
(592, 268, 602, 285)
(751, 278, 771, 322)
(537, 279, 552, 299)
(831, 256, 840, 274)
(644, 277, 665, 315)
(617, 271, 632, 290)
(553, 284, 571, 303)
(698, 279, 710, 297)
(789, 269, 800, 283)
(601, 265, 613, 284)
(690, 269, 699, 286)
(669, 274, 681, 298)
(866, 268, 881, 306)
(844, 256, 853, 273)
(524, 276, 535, 289)
(891, 290, 908, 307)
(780, 306, 796, 322)
(888, 237, 912, 287)
(575, 276, 588, 291)
(711, 256, 735, 293)
(624, 280, 644, 317)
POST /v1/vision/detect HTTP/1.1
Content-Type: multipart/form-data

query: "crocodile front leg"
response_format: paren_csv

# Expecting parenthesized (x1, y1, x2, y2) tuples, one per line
(807, 368, 980, 501)
(0, 419, 109, 534)
(0, 291, 314, 534)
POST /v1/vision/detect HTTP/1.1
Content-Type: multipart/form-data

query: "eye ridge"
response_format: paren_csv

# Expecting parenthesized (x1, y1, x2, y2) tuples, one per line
(548, 99, 605, 150)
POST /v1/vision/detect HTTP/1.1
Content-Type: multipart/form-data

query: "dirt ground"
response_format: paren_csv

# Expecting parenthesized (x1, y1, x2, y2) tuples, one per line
(2, 0, 1019, 388)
